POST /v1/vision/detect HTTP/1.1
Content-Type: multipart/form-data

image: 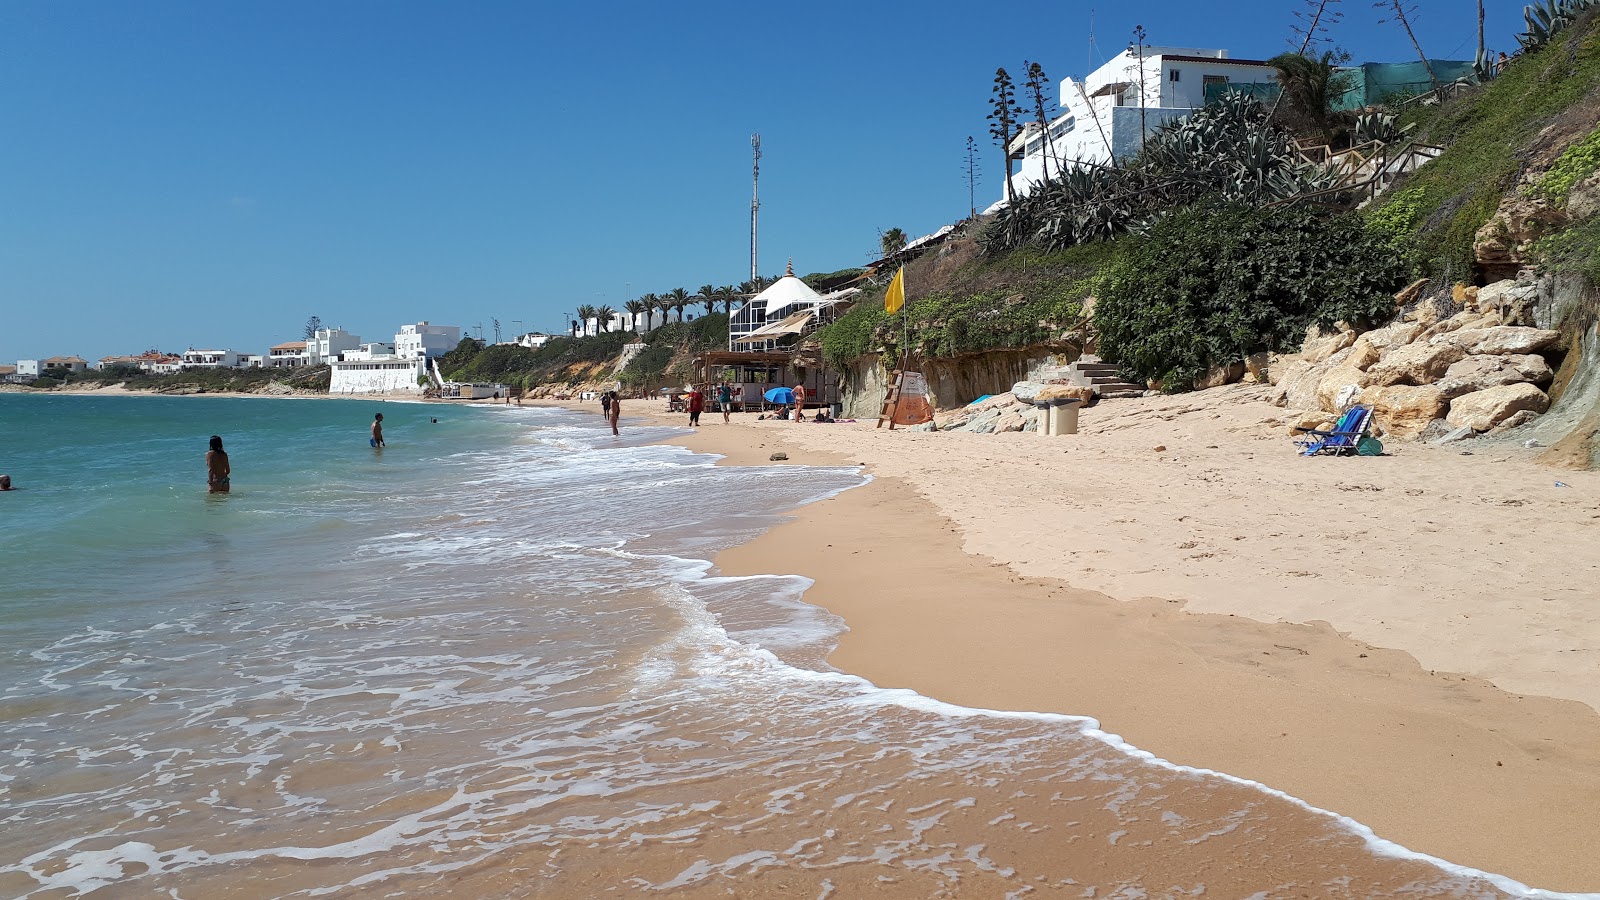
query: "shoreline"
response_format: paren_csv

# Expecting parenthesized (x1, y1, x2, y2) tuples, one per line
(573, 396, 1600, 891)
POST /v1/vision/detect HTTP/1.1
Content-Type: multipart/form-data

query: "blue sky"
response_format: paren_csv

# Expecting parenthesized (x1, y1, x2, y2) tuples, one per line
(1, 0, 1524, 363)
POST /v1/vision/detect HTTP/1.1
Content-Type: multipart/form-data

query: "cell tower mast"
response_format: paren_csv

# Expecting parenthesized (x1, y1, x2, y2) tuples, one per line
(750, 134, 761, 283)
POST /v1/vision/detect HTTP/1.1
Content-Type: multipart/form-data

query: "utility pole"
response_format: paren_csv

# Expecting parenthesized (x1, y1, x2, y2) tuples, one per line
(750, 134, 761, 284)
(1133, 25, 1148, 156)
(963, 136, 981, 219)
(492, 318, 501, 344)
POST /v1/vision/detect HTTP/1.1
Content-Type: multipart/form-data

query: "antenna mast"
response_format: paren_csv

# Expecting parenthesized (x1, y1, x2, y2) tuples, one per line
(750, 134, 761, 283)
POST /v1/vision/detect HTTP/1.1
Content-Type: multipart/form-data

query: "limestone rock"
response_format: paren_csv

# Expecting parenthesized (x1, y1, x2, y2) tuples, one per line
(1316, 365, 1368, 412)
(1036, 385, 1095, 404)
(1346, 339, 1381, 371)
(1446, 383, 1551, 432)
(995, 411, 1025, 433)
(1011, 381, 1045, 403)
(1431, 326, 1561, 356)
(1404, 296, 1449, 328)
(1566, 171, 1600, 220)
(1194, 361, 1245, 390)
(1493, 409, 1543, 432)
(1301, 328, 1357, 364)
(1361, 323, 1424, 357)
(1361, 342, 1466, 387)
(1434, 353, 1553, 398)
(1274, 359, 1320, 409)
(1360, 384, 1448, 441)
(1474, 195, 1568, 279)
(1394, 278, 1429, 307)
(1475, 280, 1516, 314)
(1245, 352, 1272, 381)
(1266, 354, 1299, 387)
(1285, 410, 1336, 437)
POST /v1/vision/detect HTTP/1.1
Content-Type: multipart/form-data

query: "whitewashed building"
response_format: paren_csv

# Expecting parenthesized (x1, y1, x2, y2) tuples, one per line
(328, 357, 428, 394)
(181, 349, 245, 369)
(307, 327, 361, 365)
(1001, 46, 1275, 203)
(515, 332, 555, 349)
(344, 341, 395, 360)
(16, 360, 39, 378)
(395, 322, 461, 359)
(41, 356, 89, 374)
(267, 341, 311, 368)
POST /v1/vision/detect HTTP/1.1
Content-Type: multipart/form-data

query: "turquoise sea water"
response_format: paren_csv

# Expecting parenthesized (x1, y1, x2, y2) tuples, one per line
(0, 393, 1573, 898)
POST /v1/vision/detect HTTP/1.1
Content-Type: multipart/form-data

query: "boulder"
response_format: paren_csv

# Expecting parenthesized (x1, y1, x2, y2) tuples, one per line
(1474, 195, 1568, 278)
(1036, 385, 1095, 404)
(1434, 353, 1553, 398)
(1301, 327, 1357, 364)
(1475, 279, 1517, 314)
(1266, 353, 1299, 386)
(1567, 171, 1600, 220)
(1394, 278, 1429, 307)
(1011, 381, 1046, 403)
(1194, 361, 1245, 390)
(1245, 352, 1272, 381)
(1285, 410, 1336, 437)
(1361, 323, 1424, 357)
(1404, 296, 1449, 328)
(1274, 359, 1320, 409)
(1446, 383, 1551, 432)
(1431, 326, 1561, 356)
(1315, 365, 1368, 412)
(995, 411, 1026, 433)
(1361, 342, 1466, 387)
(1493, 409, 1543, 432)
(1360, 384, 1448, 440)
(1345, 339, 1381, 371)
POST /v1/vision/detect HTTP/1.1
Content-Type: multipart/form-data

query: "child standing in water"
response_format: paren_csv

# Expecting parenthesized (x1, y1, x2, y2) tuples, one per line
(206, 435, 231, 493)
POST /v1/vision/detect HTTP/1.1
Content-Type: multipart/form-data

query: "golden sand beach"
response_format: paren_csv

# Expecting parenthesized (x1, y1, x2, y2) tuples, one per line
(542, 389, 1600, 890)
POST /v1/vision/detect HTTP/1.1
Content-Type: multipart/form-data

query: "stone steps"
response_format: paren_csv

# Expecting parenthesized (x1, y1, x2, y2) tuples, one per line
(1069, 357, 1145, 399)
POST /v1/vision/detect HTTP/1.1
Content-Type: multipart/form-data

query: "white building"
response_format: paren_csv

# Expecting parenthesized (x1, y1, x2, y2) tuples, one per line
(1002, 46, 1275, 203)
(307, 327, 362, 365)
(16, 360, 39, 377)
(729, 262, 846, 351)
(41, 356, 89, 374)
(344, 341, 395, 360)
(267, 341, 311, 368)
(181, 348, 245, 369)
(240, 354, 264, 368)
(329, 357, 428, 395)
(515, 332, 555, 349)
(395, 322, 461, 359)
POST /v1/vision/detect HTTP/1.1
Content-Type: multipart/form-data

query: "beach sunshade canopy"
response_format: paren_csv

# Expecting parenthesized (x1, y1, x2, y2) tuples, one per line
(751, 272, 826, 320)
(730, 310, 814, 345)
(764, 387, 795, 404)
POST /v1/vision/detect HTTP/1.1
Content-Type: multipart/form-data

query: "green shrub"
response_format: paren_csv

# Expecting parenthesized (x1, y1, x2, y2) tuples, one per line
(1095, 203, 1407, 390)
(1536, 122, 1600, 203)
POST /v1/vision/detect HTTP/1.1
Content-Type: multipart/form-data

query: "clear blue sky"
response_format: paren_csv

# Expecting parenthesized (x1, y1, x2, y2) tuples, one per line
(0, 0, 1522, 362)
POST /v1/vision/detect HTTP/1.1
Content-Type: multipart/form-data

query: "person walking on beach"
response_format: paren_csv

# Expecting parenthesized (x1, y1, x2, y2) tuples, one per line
(600, 391, 612, 419)
(686, 385, 704, 427)
(717, 381, 733, 424)
(371, 413, 385, 448)
(206, 435, 231, 493)
(792, 382, 807, 423)
(604, 390, 621, 436)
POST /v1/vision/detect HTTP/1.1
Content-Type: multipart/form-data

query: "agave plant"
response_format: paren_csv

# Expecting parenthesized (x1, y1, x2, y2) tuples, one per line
(1353, 111, 1414, 145)
(1519, 0, 1600, 51)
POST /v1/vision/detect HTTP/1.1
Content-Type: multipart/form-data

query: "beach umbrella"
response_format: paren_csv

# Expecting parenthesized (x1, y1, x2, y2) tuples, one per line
(764, 387, 794, 404)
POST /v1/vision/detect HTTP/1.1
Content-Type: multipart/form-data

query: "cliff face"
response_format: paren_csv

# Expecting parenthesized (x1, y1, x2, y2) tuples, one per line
(838, 348, 1080, 417)
(1528, 274, 1600, 467)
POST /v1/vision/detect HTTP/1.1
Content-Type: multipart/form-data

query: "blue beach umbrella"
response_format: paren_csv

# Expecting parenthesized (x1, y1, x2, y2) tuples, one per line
(763, 387, 794, 405)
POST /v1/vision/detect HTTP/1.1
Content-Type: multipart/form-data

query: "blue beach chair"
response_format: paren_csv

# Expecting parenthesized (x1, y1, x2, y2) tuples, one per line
(1292, 405, 1382, 457)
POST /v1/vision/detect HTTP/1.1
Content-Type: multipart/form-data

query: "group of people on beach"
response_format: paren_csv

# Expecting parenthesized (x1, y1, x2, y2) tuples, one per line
(204, 412, 389, 493)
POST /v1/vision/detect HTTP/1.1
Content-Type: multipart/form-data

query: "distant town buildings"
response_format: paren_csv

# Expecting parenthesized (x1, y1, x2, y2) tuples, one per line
(181, 349, 245, 369)
(307, 327, 361, 365)
(394, 322, 460, 359)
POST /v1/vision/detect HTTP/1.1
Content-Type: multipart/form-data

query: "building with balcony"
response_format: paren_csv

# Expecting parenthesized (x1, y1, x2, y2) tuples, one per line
(41, 356, 89, 374)
(394, 322, 461, 359)
(307, 327, 362, 365)
(1001, 46, 1275, 203)
(181, 349, 245, 369)
(344, 342, 395, 361)
(268, 341, 311, 368)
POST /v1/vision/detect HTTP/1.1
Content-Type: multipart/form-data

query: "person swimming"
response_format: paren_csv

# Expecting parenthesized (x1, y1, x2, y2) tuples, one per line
(371, 413, 385, 448)
(206, 436, 230, 493)
(0, 474, 13, 491)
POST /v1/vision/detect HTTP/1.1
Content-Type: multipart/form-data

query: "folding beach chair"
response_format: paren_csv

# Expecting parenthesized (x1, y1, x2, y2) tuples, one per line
(1292, 404, 1382, 457)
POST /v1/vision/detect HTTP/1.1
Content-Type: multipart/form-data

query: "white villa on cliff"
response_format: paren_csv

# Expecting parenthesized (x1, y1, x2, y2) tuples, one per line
(1000, 46, 1274, 204)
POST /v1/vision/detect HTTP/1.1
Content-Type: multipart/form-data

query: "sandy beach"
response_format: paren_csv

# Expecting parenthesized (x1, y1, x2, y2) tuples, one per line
(541, 390, 1600, 890)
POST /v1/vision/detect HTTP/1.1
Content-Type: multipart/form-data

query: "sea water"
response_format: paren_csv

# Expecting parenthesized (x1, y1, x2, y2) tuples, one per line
(0, 394, 1570, 898)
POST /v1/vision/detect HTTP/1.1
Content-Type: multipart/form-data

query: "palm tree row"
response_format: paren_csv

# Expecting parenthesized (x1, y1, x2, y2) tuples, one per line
(570, 273, 791, 337)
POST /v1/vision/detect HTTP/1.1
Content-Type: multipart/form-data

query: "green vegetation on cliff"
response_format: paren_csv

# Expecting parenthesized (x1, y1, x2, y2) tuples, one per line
(438, 316, 730, 391)
(40, 365, 331, 393)
(1372, 9, 1600, 277)
(618, 315, 729, 388)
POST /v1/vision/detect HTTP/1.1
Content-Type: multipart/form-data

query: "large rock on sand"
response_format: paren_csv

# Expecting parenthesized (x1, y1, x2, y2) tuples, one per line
(1315, 365, 1368, 412)
(1036, 385, 1095, 404)
(1301, 327, 1357, 364)
(1011, 381, 1046, 403)
(1274, 359, 1318, 409)
(1446, 383, 1551, 432)
(1362, 323, 1423, 355)
(1361, 342, 1466, 387)
(1434, 354, 1553, 399)
(1360, 384, 1449, 440)
(1431, 326, 1562, 356)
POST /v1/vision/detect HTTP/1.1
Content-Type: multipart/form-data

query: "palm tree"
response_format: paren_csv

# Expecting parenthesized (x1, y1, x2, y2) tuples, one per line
(697, 284, 718, 316)
(668, 287, 690, 323)
(718, 285, 739, 316)
(638, 293, 659, 331)
(624, 299, 645, 332)
(595, 304, 617, 333)
(880, 227, 907, 259)
(576, 304, 596, 337)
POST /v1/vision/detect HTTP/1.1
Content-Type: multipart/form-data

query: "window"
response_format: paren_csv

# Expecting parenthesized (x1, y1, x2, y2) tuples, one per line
(1169, 69, 1181, 82)
(1203, 74, 1229, 88)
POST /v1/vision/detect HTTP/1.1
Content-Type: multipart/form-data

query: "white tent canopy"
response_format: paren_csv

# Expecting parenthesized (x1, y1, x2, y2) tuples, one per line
(752, 262, 826, 320)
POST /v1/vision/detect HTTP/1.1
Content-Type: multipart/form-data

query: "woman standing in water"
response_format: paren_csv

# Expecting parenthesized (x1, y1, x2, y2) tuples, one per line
(206, 435, 231, 493)
(605, 390, 621, 436)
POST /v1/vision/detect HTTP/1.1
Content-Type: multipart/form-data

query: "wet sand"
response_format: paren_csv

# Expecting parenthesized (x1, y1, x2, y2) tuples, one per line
(612, 395, 1600, 892)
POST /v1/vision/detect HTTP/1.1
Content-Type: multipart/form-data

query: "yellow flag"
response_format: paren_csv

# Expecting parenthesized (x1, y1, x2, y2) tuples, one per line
(884, 266, 906, 314)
